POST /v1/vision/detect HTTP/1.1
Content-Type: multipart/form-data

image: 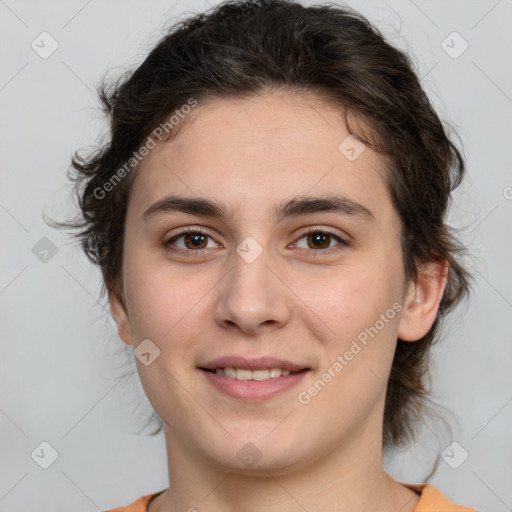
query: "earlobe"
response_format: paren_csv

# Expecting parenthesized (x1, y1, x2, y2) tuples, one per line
(109, 290, 133, 345)
(397, 259, 449, 342)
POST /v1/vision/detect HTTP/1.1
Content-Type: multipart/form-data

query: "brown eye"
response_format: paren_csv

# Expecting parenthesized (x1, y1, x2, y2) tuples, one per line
(306, 232, 332, 249)
(165, 228, 218, 252)
(295, 229, 346, 253)
(182, 232, 208, 249)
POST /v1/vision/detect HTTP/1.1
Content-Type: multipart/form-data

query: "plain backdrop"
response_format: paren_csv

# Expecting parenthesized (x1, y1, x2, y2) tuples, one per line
(1, 0, 511, 510)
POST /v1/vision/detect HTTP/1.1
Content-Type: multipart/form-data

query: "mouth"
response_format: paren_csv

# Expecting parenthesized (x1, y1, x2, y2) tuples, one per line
(198, 356, 311, 402)
(200, 367, 308, 380)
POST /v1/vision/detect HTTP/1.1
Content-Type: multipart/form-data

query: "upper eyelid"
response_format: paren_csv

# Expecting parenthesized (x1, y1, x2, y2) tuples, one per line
(165, 226, 347, 248)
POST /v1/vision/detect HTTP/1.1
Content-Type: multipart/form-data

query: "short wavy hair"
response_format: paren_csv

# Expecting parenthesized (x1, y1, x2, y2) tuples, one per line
(59, 0, 471, 454)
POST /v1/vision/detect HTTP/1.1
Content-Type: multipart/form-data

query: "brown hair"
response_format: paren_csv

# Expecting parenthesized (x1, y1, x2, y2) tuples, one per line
(58, 0, 471, 455)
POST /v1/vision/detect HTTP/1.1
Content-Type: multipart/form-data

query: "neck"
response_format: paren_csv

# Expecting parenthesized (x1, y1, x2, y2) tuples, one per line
(150, 423, 420, 512)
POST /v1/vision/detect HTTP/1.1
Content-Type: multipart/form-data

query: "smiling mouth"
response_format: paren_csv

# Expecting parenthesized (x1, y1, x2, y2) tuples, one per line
(200, 367, 309, 381)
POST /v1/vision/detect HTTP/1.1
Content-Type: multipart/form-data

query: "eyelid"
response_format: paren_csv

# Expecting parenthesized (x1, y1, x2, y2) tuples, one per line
(164, 225, 348, 255)
(293, 225, 348, 242)
(164, 226, 219, 254)
(290, 226, 348, 254)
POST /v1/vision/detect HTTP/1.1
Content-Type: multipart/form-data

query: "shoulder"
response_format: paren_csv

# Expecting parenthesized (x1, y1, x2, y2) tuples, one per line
(103, 485, 479, 512)
(401, 482, 480, 511)
(103, 489, 167, 512)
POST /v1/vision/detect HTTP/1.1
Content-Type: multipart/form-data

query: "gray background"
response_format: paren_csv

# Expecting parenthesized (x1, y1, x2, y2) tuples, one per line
(1, 0, 511, 510)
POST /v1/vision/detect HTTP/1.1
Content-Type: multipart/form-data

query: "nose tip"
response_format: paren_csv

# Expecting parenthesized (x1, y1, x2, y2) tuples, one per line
(214, 258, 292, 335)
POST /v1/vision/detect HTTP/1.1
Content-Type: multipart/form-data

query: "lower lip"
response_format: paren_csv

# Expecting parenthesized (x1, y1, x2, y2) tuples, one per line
(200, 369, 309, 402)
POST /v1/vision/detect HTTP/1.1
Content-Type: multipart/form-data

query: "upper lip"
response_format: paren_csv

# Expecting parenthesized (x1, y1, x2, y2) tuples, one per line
(199, 356, 309, 372)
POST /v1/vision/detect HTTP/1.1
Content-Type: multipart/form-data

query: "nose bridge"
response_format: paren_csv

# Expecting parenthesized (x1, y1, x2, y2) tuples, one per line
(214, 235, 291, 333)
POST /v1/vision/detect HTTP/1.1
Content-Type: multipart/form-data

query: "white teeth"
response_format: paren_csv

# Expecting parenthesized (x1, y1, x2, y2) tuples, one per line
(236, 369, 252, 381)
(214, 367, 295, 380)
(224, 367, 236, 378)
(252, 369, 270, 381)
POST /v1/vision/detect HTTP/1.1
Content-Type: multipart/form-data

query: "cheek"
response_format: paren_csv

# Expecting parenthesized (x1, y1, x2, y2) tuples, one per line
(313, 266, 396, 340)
(121, 245, 219, 360)
(121, 244, 181, 342)
(309, 258, 403, 386)
(125, 280, 189, 344)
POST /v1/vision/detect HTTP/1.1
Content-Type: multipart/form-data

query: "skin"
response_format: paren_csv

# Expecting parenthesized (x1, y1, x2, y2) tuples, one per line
(110, 90, 448, 512)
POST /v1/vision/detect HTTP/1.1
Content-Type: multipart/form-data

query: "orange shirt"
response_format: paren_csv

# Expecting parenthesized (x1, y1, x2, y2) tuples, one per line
(104, 483, 479, 511)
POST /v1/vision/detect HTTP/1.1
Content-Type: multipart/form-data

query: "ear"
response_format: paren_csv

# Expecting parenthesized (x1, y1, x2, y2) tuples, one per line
(109, 290, 133, 345)
(397, 258, 449, 342)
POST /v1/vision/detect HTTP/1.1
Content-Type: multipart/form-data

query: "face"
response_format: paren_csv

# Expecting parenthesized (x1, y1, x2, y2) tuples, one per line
(111, 91, 431, 475)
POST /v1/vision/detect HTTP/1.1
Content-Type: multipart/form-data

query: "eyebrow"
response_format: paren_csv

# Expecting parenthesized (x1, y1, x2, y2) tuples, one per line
(142, 194, 375, 224)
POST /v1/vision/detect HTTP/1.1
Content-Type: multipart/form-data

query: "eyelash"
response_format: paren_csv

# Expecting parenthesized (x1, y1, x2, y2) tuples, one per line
(164, 227, 348, 257)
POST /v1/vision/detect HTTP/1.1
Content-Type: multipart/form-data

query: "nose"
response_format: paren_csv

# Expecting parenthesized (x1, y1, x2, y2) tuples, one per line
(214, 247, 292, 335)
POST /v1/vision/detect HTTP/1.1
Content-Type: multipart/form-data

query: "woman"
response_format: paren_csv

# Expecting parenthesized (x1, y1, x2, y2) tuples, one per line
(62, 0, 477, 510)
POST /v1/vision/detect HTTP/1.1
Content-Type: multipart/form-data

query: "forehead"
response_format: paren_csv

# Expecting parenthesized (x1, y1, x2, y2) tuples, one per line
(128, 91, 392, 224)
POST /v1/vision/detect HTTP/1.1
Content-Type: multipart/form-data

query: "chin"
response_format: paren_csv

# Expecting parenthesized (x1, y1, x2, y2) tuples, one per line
(203, 437, 310, 476)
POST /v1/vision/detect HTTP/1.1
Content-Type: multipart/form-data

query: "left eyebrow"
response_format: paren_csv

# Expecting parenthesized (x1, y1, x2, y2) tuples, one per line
(273, 195, 374, 223)
(142, 194, 375, 223)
